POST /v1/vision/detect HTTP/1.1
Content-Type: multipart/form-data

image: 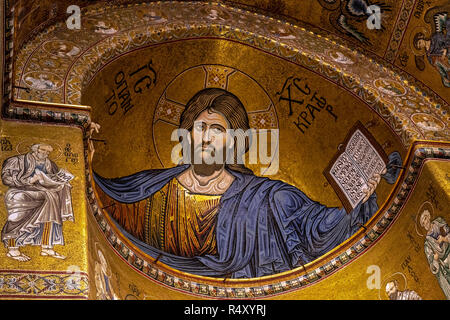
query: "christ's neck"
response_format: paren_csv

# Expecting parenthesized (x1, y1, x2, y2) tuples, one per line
(176, 165, 234, 195)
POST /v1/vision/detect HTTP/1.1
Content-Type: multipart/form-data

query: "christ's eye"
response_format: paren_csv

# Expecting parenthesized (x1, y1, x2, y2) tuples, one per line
(193, 122, 204, 132)
(211, 127, 224, 135)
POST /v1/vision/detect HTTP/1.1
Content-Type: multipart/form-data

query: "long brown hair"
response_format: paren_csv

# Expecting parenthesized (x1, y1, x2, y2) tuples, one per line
(179, 88, 253, 174)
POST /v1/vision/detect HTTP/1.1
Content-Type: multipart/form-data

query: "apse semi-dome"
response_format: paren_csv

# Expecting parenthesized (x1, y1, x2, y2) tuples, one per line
(0, 0, 449, 300)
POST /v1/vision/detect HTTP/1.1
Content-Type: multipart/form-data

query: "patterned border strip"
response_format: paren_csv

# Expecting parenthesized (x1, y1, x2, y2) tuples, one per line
(84, 142, 450, 299)
(5, 100, 91, 131)
(0, 270, 89, 299)
(2, 0, 14, 110)
(384, 0, 416, 63)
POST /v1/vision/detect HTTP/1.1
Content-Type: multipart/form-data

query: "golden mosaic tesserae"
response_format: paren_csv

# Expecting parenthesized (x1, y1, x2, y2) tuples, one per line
(0, 0, 449, 300)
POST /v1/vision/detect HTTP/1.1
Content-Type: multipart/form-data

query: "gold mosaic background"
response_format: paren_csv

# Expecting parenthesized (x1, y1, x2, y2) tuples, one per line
(83, 39, 404, 207)
(85, 151, 450, 299)
(11, 2, 450, 144)
(0, 120, 89, 299)
(1, 0, 449, 300)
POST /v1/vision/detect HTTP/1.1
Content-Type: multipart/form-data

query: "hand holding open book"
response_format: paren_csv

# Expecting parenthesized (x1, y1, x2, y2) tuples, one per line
(361, 167, 387, 203)
(324, 121, 394, 213)
(30, 168, 74, 188)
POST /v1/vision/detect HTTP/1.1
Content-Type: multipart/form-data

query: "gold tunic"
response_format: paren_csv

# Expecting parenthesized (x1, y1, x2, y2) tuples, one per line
(96, 178, 221, 257)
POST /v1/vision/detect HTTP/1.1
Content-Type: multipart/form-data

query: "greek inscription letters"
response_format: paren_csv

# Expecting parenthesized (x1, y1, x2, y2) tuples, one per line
(104, 60, 157, 116)
(277, 76, 338, 135)
(64, 143, 79, 164)
(0, 137, 13, 152)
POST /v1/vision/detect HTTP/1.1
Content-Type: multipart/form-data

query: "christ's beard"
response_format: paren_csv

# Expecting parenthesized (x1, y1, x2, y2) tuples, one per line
(192, 162, 223, 177)
(191, 145, 226, 177)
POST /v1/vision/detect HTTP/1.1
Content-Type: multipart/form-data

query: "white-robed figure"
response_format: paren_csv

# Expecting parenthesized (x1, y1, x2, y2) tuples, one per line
(420, 210, 450, 299)
(385, 280, 422, 300)
(1, 143, 74, 261)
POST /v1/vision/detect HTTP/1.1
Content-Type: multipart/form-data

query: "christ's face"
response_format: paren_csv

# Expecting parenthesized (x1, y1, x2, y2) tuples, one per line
(191, 109, 231, 167)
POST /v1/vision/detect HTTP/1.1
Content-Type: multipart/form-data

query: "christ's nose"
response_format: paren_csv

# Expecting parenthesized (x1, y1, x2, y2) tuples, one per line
(203, 128, 213, 143)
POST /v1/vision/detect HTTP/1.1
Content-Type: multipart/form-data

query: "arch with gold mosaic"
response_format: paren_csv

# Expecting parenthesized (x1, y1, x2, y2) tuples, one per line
(9, 1, 450, 299)
(13, 2, 449, 146)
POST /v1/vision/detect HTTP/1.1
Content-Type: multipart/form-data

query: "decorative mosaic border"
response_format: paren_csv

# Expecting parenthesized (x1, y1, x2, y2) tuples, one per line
(384, 0, 415, 63)
(5, 100, 91, 130)
(84, 141, 450, 299)
(2, 0, 14, 109)
(0, 270, 89, 299)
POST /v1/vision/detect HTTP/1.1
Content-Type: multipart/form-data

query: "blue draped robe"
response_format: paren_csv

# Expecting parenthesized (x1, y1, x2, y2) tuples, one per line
(93, 163, 388, 279)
